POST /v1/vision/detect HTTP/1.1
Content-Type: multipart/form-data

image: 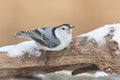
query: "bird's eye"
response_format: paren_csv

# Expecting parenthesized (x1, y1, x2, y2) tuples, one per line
(62, 27, 65, 30)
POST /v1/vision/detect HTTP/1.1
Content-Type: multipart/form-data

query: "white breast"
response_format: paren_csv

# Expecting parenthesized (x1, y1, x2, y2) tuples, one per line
(50, 33, 72, 51)
(39, 31, 72, 51)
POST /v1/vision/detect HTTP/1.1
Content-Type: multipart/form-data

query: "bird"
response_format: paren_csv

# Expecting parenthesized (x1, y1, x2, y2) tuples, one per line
(14, 24, 74, 65)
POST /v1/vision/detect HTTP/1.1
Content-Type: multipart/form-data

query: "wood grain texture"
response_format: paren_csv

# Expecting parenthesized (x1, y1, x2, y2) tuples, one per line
(0, 36, 120, 78)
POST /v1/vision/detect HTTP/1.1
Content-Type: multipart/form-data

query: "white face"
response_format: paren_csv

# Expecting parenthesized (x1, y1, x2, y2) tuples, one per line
(59, 25, 74, 34)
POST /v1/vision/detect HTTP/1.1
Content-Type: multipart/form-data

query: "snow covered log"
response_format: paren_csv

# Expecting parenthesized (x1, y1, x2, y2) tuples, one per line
(1, 24, 120, 78)
(0, 36, 119, 77)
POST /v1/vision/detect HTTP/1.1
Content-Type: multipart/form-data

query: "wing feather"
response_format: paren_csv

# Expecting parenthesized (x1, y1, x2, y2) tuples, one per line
(28, 28, 60, 48)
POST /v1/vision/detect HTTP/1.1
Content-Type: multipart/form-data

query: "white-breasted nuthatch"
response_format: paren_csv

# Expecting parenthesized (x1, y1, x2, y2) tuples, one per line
(15, 24, 74, 65)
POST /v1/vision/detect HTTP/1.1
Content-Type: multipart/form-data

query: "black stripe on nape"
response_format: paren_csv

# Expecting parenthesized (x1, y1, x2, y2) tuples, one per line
(42, 28, 46, 30)
(52, 27, 58, 39)
(20, 31, 26, 33)
(61, 24, 70, 26)
(60, 24, 72, 28)
(33, 29, 42, 36)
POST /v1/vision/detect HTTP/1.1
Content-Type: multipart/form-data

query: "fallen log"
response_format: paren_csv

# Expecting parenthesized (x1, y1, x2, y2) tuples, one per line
(0, 35, 120, 78)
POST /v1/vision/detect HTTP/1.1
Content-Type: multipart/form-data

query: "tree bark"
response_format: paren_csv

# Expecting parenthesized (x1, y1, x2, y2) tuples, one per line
(0, 35, 120, 78)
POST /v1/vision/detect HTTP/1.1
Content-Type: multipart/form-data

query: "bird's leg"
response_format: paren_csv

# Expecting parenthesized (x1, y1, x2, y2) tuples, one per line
(40, 49, 48, 66)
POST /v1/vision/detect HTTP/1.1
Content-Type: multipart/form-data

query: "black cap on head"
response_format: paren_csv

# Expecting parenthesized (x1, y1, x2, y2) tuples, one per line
(60, 24, 75, 28)
(60, 24, 70, 26)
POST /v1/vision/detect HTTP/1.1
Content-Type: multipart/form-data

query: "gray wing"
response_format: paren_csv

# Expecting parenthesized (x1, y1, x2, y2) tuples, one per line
(28, 27, 61, 48)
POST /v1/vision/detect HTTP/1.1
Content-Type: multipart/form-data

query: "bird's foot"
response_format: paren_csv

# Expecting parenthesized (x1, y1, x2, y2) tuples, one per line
(40, 49, 49, 66)
(41, 53, 49, 66)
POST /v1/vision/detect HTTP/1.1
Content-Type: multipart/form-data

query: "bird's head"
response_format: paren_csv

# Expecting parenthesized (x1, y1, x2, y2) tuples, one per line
(57, 24, 74, 35)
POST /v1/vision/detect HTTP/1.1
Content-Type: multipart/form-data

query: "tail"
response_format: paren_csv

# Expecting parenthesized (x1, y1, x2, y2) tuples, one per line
(14, 31, 28, 38)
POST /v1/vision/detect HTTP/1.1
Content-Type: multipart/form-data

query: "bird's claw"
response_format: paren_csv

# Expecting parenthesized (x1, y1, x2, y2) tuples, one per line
(42, 53, 48, 66)
(40, 49, 49, 66)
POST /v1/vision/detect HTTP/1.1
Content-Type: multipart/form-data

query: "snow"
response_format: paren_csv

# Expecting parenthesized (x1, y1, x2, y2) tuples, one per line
(94, 71, 110, 77)
(33, 73, 44, 79)
(75, 72, 94, 77)
(79, 23, 120, 49)
(55, 70, 72, 75)
(0, 41, 41, 57)
(54, 70, 108, 77)
(32, 70, 120, 80)
(80, 25, 109, 44)
(94, 71, 120, 80)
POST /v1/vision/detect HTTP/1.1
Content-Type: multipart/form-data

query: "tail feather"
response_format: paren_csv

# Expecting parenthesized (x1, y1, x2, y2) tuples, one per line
(14, 31, 28, 38)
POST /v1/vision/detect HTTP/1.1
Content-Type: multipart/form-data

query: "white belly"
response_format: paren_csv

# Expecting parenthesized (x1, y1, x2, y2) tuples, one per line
(38, 35, 72, 51)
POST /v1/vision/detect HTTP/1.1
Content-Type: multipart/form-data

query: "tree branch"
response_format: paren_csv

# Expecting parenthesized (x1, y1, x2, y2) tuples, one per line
(0, 36, 120, 78)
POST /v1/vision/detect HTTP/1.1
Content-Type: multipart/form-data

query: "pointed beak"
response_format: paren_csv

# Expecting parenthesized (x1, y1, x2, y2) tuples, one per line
(70, 26, 75, 29)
